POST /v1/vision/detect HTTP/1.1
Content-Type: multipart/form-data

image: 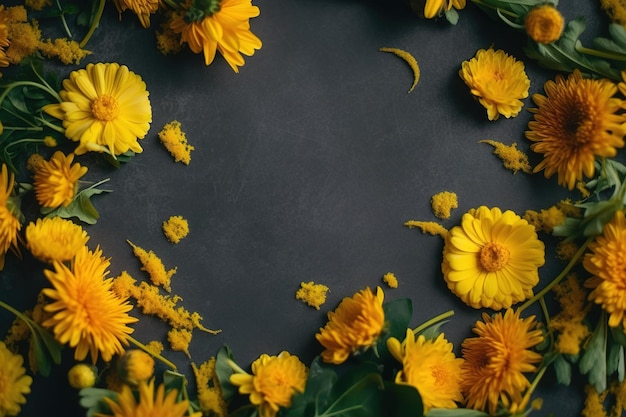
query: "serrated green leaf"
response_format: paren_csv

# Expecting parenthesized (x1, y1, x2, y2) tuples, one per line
(43, 182, 111, 224)
(215, 345, 238, 401)
(79, 387, 117, 417)
(580, 315, 608, 392)
(554, 354, 572, 385)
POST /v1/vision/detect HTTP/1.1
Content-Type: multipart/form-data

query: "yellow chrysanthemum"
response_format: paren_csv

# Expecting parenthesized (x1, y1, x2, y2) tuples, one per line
(442, 206, 545, 310)
(25, 216, 89, 263)
(0, 341, 32, 416)
(117, 349, 155, 385)
(32, 151, 87, 208)
(0, 163, 21, 269)
(97, 379, 192, 417)
(169, 0, 262, 73)
(230, 352, 308, 417)
(459, 47, 530, 121)
(524, 4, 565, 44)
(42, 245, 137, 363)
(387, 330, 464, 412)
(112, 0, 160, 28)
(43, 62, 152, 156)
(526, 69, 626, 190)
(315, 286, 385, 364)
(423, 0, 466, 19)
(459, 309, 544, 415)
(583, 211, 626, 329)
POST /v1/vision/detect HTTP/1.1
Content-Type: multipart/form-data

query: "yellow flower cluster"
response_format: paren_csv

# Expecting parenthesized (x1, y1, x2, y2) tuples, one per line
(127, 240, 177, 293)
(431, 191, 458, 220)
(192, 358, 228, 417)
(295, 281, 329, 310)
(158, 121, 195, 165)
(550, 274, 590, 355)
(162, 215, 190, 244)
(480, 140, 532, 174)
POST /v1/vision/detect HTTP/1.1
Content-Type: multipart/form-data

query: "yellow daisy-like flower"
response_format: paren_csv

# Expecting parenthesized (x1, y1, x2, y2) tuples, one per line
(459, 309, 544, 415)
(0, 341, 32, 416)
(315, 286, 385, 364)
(459, 47, 530, 121)
(423, 0, 466, 18)
(169, 0, 262, 73)
(32, 151, 87, 208)
(43, 62, 152, 156)
(0, 163, 21, 270)
(97, 378, 192, 417)
(526, 69, 626, 190)
(524, 4, 564, 44)
(112, 0, 160, 28)
(442, 206, 545, 310)
(230, 351, 308, 417)
(387, 330, 464, 413)
(583, 210, 626, 329)
(25, 217, 89, 263)
(42, 245, 137, 363)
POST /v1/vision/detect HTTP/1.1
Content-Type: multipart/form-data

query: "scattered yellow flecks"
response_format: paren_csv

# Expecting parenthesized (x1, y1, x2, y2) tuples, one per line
(430, 191, 458, 220)
(295, 281, 330, 310)
(404, 220, 448, 238)
(555, 240, 579, 262)
(127, 240, 177, 293)
(480, 140, 532, 174)
(38, 38, 91, 65)
(192, 358, 228, 417)
(158, 120, 194, 165)
(550, 274, 590, 356)
(524, 201, 576, 234)
(379, 47, 420, 93)
(163, 215, 189, 244)
(576, 181, 591, 198)
(382, 272, 398, 289)
(144, 340, 164, 356)
(168, 328, 192, 358)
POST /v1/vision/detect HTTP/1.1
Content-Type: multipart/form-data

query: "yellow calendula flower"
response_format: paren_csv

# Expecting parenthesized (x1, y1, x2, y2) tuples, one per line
(387, 330, 464, 412)
(43, 62, 152, 156)
(230, 351, 308, 417)
(0, 341, 32, 416)
(67, 363, 97, 389)
(442, 206, 545, 310)
(25, 217, 89, 263)
(42, 245, 138, 363)
(423, 0, 466, 19)
(315, 286, 385, 364)
(527, 69, 626, 190)
(117, 349, 155, 385)
(0, 163, 21, 270)
(524, 4, 564, 44)
(169, 0, 262, 73)
(32, 151, 87, 209)
(459, 47, 530, 121)
(459, 309, 544, 415)
(112, 0, 160, 28)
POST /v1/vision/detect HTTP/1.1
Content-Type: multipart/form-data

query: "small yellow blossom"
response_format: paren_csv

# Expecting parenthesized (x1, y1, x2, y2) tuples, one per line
(162, 215, 189, 244)
(117, 350, 154, 385)
(26, 154, 45, 172)
(158, 120, 194, 165)
(168, 328, 192, 358)
(480, 140, 532, 174)
(25, 217, 89, 263)
(67, 363, 97, 389)
(32, 151, 87, 209)
(43, 136, 57, 147)
(404, 220, 448, 238)
(127, 240, 177, 292)
(295, 281, 329, 310)
(192, 358, 228, 417)
(0, 341, 32, 416)
(382, 272, 398, 288)
(539, 205, 567, 233)
(524, 4, 565, 44)
(431, 191, 458, 219)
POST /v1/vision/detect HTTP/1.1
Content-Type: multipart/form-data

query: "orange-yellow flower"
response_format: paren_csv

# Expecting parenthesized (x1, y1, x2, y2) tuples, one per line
(25, 216, 89, 263)
(315, 286, 385, 364)
(0, 341, 32, 416)
(0, 163, 20, 269)
(524, 4, 565, 44)
(112, 0, 160, 28)
(423, 0, 466, 19)
(32, 151, 87, 208)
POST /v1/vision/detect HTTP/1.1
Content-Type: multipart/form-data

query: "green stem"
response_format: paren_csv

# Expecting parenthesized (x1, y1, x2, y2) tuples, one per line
(413, 310, 454, 335)
(127, 335, 178, 370)
(227, 358, 249, 375)
(34, 116, 65, 134)
(0, 300, 38, 334)
(55, 0, 73, 38)
(514, 363, 548, 414)
(577, 45, 626, 62)
(518, 236, 593, 313)
(80, 0, 106, 48)
(4, 126, 44, 132)
(0, 81, 61, 108)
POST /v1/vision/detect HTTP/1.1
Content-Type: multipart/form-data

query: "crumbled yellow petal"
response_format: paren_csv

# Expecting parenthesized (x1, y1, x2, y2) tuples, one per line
(379, 47, 420, 93)
(431, 191, 458, 220)
(295, 281, 329, 310)
(158, 121, 194, 165)
(144, 340, 164, 356)
(556, 240, 579, 262)
(577, 181, 591, 198)
(582, 384, 608, 417)
(192, 358, 228, 417)
(480, 140, 532, 174)
(404, 220, 448, 238)
(557, 199, 582, 218)
(38, 38, 91, 65)
(523, 210, 542, 231)
(168, 328, 192, 358)
(127, 240, 177, 292)
(549, 274, 590, 355)
(4, 6, 41, 64)
(156, 16, 182, 55)
(163, 215, 189, 244)
(540, 205, 567, 233)
(382, 272, 398, 289)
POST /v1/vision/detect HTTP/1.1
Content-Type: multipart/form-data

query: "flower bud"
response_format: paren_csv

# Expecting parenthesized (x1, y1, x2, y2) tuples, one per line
(68, 363, 97, 389)
(117, 349, 155, 385)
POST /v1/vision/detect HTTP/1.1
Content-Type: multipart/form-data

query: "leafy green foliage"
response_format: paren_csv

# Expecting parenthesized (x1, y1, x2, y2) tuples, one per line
(580, 314, 608, 392)
(41, 178, 112, 225)
(215, 344, 238, 401)
(79, 387, 117, 417)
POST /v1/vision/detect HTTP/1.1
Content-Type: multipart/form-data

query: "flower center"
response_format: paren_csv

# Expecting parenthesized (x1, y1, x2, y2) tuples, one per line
(479, 242, 510, 272)
(91, 95, 119, 121)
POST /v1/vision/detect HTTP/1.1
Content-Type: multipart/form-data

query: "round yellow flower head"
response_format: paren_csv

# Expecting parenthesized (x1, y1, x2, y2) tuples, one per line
(25, 216, 89, 263)
(43, 135, 57, 147)
(67, 363, 97, 389)
(0, 341, 32, 416)
(442, 206, 545, 310)
(101, 378, 191, 417)
(32, 151, 87, 209)
(117, 349, 155, 385)
(315, 286, 385, 364)
(230, 351, 308, 417)
(525, 4, 564, 44)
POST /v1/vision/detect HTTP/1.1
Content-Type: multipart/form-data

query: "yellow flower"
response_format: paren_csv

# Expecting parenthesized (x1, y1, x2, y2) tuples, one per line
(584, 211, 626, 330)
(0, 163, 21, 270)
(0, 8, 9, 69)
(42, 245, 137, 363)
(315, 286, 385, 364)
(0, 341, 32, 416)
(387, 330, 464, 413)
(67, 363, 97, 389)
(459, 47, 530, 121)
(117, 349, 155, 385)
(43, 62, 152, 156)
(25, 217, 89, 263)
(162, 215, 189, 244)
(526, 69, 626, 190)
(459, 309, 543, 415)
(112, 0, 160, 28)
(442, 206, 545, 310)
(230, 351, 308, 417)
(524, 4, 564, 44)
(169, 0, 262, 73)
(98, 379, 192, 417)
(32, 151, 87, 208)
(424, 0, 466, 19)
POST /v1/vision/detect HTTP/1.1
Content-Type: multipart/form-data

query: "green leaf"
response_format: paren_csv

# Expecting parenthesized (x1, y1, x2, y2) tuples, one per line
(283, 358, 337, 417)
(42, 180, 112, 224)
(215, 345, 238, 401)
(426, 409, 491, 417)
(580, 314, 608, 392)
(553, 354, 572, 386)
(79, 387, 117, 417)
(444, 8, 459, 25)
(382, 382, 423, 417)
